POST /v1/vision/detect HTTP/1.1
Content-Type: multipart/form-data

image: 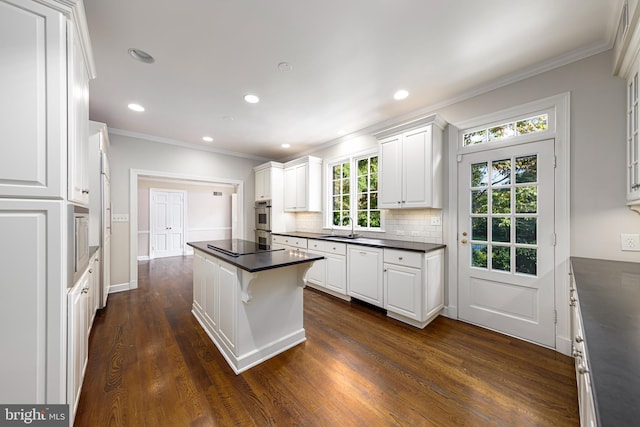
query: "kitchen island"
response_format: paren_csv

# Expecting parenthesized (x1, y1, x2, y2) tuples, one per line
(187, 240, 323, 374)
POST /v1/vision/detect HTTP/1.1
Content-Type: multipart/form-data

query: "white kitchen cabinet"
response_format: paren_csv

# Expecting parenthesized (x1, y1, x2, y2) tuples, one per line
(68, 267, 89, 422)
(348, 246, 384, 306)
(614, 2, 640, 211)
(384, 248, 444, 328)
(376, 115, 446, 209)
(254, 161, 283, 202)
(203, 254, 219, 332)
(284, 156, 322, 212)
(0, 0, 67, 199)
(67, 19, 91, 205)
(306, 239, 348, 299)
(0, 0, 95, 407)
(271, 234, 308, 252)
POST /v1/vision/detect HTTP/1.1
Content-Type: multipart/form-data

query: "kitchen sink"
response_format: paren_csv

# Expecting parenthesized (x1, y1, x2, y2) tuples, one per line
(318, 234, 362, 240)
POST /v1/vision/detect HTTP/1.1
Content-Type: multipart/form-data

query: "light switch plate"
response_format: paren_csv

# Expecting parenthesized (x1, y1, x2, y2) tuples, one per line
(430, 216, 441, 226)
(112, 213, 129, 222)
(620, 233, 640, 251)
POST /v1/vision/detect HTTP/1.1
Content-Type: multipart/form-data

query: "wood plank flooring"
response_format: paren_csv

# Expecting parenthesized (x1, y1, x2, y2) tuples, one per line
(75, 255, 579, 426)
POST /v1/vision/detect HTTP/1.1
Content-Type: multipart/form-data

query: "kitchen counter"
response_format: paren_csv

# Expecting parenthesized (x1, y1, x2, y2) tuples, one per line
(188, 240, 323, 273)
(570, 257, 640, 426)
(188, 240, 323, 374)
(272, 231, 446, 253)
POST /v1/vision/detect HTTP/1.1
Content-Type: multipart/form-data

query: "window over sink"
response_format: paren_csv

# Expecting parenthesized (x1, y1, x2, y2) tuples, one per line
(327, 151, 381, 230)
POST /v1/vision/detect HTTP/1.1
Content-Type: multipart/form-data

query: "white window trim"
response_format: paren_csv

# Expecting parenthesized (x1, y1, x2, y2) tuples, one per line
(324, 148, 382, 231)
(446, 92, 571, 356)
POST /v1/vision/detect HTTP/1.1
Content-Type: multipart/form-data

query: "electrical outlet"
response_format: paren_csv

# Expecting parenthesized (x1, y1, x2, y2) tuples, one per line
(431, 216, 441, 226)
(620, 233, 640, 251)
(112, 213, 129, 222)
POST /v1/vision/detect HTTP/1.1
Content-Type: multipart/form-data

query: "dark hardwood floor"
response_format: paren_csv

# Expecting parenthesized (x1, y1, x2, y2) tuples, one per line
(75, 255, 579, 426)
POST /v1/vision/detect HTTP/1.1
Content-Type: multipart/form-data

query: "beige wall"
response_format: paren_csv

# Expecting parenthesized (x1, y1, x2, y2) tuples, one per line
(137, 179, 235, 258)
(108, 135, 261, 286)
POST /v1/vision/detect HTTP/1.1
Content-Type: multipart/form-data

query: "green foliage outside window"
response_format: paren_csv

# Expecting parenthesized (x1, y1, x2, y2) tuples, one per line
(331, 155, 380, 229)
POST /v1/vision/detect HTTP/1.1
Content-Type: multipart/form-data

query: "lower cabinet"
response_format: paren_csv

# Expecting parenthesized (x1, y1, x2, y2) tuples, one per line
(306, 239, 348, 299)
(68, 268, 89, 423)
(569, 271, 597, 427)
(192, 249, 239, 357)
(348, 246, 384, 306)
(384, 248, 444, 328)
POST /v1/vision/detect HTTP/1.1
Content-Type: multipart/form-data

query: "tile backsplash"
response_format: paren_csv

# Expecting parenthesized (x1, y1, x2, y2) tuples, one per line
(293, 209, 443, 244)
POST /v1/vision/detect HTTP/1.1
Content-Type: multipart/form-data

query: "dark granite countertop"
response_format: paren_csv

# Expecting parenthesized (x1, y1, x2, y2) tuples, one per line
(272, 231, 446, 253)
(570, 257, 640, 427)
(188, 240, 324, 273)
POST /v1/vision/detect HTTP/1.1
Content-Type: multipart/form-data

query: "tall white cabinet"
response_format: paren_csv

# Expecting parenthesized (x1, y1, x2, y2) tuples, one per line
(0, 0, 94, 406)
(376, 115, 446, 209)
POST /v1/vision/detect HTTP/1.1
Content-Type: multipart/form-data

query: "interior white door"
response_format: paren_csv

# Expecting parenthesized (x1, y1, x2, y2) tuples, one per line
(150, 189, 186, 259)
(458, 139, 555, 347)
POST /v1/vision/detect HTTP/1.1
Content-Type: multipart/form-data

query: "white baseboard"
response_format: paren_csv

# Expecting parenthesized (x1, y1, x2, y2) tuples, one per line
(137, 255, 150, 261)
(442, 305, 457, 319)
(109, 282, 131, 294)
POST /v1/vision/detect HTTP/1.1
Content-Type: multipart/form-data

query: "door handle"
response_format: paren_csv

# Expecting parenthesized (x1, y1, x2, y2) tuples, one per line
(461, 239, 468, 244)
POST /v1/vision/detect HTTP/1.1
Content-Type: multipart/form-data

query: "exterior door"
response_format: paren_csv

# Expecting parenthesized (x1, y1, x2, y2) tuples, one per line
(458, 139, 555, 347)
(150, 189, 186, 259)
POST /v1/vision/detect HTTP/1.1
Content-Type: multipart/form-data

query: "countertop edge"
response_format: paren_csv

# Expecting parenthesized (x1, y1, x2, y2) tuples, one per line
(272, 231, 446, 253)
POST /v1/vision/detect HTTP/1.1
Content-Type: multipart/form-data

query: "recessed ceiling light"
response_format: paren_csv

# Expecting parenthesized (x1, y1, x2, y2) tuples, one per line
(393, 89, 409, 100)
(281, 143, 291, 148)
(277, 62, 293, 72)
(244, 94, 260, 104)
(202, 136, 213, 142)
(128, 48, 155, 64)
(128, 103, 145, 112)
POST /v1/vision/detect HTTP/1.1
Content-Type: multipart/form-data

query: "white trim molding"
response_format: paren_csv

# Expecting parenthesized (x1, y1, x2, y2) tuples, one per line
(446, 92, 571, 355)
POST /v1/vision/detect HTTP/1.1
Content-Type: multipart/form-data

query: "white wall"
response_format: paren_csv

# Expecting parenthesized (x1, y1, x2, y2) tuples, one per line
(109, 134, 261, 286)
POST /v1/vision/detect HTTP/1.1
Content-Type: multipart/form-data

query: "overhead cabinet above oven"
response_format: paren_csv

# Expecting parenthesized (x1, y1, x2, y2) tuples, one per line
(376, 114, 446, 209)
(283, 156, 322, 212)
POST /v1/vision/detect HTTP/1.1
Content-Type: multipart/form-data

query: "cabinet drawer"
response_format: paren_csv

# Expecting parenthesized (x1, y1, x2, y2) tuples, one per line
(308, 239, 346, 255)
(272, 234, 307, 249)
(384, 249, 422, 268)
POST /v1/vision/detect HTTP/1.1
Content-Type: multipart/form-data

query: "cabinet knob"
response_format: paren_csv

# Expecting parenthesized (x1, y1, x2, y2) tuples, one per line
(89, 269, 93, 274)
(575, 335, 584, 343)
(398, 257, 403, 261)
(384, 269, 387, 272)
(577, 364, 589, 375)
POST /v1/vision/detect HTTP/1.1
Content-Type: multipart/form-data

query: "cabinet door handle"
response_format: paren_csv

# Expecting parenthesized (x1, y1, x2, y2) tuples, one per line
(575, 335, 584, 343)
(398, 257, 403, 261)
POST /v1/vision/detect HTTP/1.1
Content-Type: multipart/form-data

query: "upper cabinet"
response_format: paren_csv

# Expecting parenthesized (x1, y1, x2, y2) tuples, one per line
(614, 0, 640, 211)
(0, 0, 67, 199)
(67, 18, 91, 205)
(254, 162, 278, 202)
(283, 156, 322, 212)
(376, 114, 446, 209)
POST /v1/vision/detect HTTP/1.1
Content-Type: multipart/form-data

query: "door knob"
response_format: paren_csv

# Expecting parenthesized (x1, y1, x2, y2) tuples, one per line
(461, 239, 468, 244)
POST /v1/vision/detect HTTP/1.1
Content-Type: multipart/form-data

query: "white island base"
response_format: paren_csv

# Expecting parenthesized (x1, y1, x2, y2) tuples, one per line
(191, 247, 315, 374)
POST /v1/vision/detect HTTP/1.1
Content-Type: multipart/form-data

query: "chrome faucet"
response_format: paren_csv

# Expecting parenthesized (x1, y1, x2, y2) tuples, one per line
(345, 216, 355, 238)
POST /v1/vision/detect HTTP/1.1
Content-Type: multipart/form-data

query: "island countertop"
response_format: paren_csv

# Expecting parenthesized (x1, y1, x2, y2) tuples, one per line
(187, 240, 324, 273)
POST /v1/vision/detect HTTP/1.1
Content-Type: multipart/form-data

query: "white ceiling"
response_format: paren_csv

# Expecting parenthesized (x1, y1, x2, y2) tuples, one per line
(84, 0, 623, 161)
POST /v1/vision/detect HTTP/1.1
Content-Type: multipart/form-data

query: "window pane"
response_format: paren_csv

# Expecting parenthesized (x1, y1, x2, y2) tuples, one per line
(464, 130, 487, 146)
(492, 188, 511, 213)
(370, 192, 378, 209)
(333, 180, 340, 195)
(492, 246, 511, 272)
(472, 217, 487, 241)
(358, 176, 367, 192)
(357, 211, 367, 227)
(358, 159, 368, 175)
(332, 196, 340, 210)
(492, 217, 511, 243)
(358, 193, 368, 210)
(472, 190, 488, 214)
(370, 173, 378, 191)
(370, 210, 380, 227)
(332, 212, 340, 226)
(342, 195, 350, 210)
(489, 123, 516, 140)
(516, 248, 537, 275)
(342, 178, 350, 194)
(471, 162, 488, 187)
(472, 244, 488, 268)
(492, 159, 511, 185)
(342, 162, 350, 178)
(370, 156, 378, 173)
(516, 186, 537, 213)
(516, 115, 548, 134)
(515, 155, 537, 183)
(333, 165, 341, 180)
(516, 217, 537, 244)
